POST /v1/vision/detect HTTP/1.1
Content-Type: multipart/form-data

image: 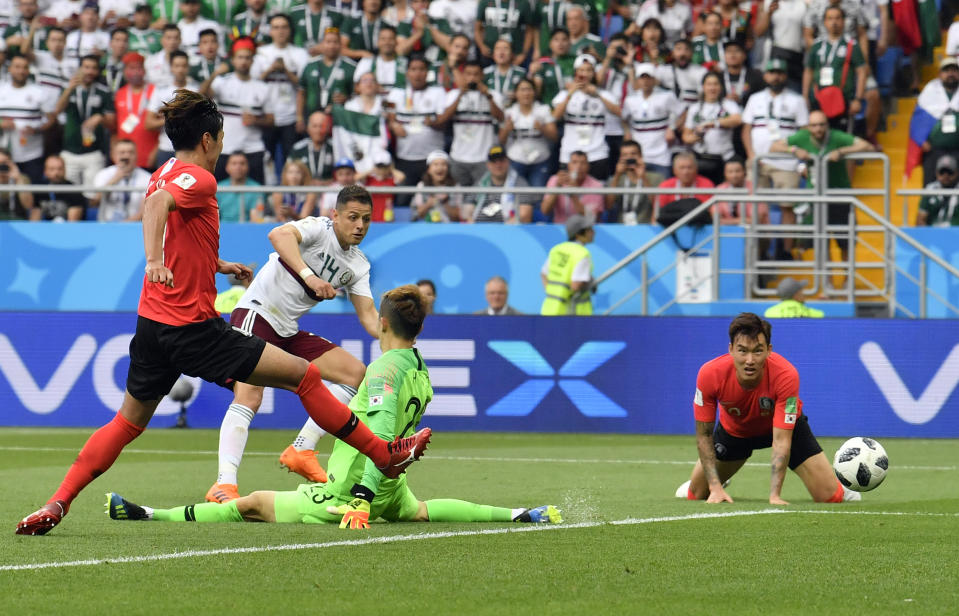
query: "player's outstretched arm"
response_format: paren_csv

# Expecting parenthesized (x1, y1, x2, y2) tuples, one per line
(142, 189, 176, 288)
(696, 420, 733, 504)
(769, 427, 792, 505)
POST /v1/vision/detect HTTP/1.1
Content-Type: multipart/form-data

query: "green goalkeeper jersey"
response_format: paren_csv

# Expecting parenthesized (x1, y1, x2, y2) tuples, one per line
(324, 347, 433, 504)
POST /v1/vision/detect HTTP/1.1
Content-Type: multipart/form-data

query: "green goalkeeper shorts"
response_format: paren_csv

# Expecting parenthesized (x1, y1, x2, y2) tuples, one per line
(272, 482, 421, 524)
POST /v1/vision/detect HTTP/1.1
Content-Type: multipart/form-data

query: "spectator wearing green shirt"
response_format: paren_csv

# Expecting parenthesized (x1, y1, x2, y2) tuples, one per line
(922, 106, 959, 182)
(474, 0, 534, 64)
(340, 0, 385, 61)
(565, 5, 604, 60)
(291, 0, 342, 56)
(764, 277, 825, 318)
(530, 26, 574, 104)
(801, 6, 866, 131)
(201, 0, 245, 27)
(532, 0, 596, 60)
(297, 27, 357, 128)
(128, 5, 163, 55)
(916, 155, 959, 228)
(770, 109, 872, 265)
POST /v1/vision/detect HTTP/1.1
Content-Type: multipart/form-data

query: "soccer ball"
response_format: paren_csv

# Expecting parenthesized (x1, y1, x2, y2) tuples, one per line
(833, 437, 889, 492)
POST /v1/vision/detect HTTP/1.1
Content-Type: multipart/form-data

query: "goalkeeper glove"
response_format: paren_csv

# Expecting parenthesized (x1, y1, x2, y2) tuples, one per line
(326, 484, 375, 530)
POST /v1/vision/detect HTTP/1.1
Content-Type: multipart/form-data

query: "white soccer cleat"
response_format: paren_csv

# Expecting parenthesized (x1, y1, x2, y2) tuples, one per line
(842, 486, 862, 502)
(675, 480, 691, 499)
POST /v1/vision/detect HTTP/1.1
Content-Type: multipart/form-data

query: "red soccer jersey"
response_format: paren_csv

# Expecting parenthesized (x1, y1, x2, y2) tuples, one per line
(137, 158, 220, 326)
(693, 352, 802, 438)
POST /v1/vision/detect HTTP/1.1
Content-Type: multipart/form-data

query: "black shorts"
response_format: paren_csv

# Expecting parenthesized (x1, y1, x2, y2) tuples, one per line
(713, 415, 822, 470)
(126, 315, 266, 401)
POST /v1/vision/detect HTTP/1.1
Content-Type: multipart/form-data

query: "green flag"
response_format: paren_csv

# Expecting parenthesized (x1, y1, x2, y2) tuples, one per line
(331, 104, 380, 137)
(917, 0, 941, 62)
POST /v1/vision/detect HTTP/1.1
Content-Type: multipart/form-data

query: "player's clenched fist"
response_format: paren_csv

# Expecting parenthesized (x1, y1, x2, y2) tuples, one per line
(145, 260, 174, 287)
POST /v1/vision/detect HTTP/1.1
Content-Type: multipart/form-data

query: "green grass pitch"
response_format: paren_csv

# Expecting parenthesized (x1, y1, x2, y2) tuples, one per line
(1, 429, 957, 615)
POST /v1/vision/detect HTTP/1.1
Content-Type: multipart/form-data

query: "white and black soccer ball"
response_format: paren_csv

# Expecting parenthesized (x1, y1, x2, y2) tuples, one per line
(833, 437, 889, 492)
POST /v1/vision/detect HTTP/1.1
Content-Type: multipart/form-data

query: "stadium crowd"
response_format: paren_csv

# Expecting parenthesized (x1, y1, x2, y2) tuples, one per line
(0, 0, 952, 226)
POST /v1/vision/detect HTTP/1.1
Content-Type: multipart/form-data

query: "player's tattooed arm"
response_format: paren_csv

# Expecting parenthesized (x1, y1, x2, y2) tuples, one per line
(769, 427, 792, 505)
(695, 420, 722, 488)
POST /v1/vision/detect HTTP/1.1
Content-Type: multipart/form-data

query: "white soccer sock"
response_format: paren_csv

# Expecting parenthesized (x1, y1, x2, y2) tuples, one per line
(216, 403, 256, 485)
(291, 384, 356, 451)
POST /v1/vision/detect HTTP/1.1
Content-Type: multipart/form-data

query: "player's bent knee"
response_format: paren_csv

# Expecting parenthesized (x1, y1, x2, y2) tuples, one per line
(233, 384, 264, 410)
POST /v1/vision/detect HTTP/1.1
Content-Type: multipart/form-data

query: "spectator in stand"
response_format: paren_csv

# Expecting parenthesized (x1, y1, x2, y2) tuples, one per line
(339, 71, 389, 176)
(358, 150, 404, 222)
(948, 18, 959, 57)
(218, 151, 267, 223)
(532, 0, 596, 60)
(0, 55, 56, 184)
(754, 0, 808, 92)
(199, 37, 273, 184)
(4, 0, 48, 58)
(635, 0, 692, 46)
(0, 150, 35, 220)
(394, 0, 440, 60)
(541, 150, 604, 222)
(426, 0, 474, 47)
(552, 54, 621, 180)
(114, 52, 159, 169)
(127, 4, 161, 56)
(742, 58, 808, 255)
(917, 57, 959, 184)
(354, 24, 407, 93)
(65, 2, 110, 61)
(922, 103, 959, 184)
(291, 0, 339, 56)
(97, 2, 139, 30)
(475, 275, 521, 315)
(385, 55, 448, 207)
(713, 157, 768, 225)
(30, 154, 87, 221)
(470, 145, 533, 223)
(148, 0, 180, 25)
(232, 0, 271, 44)
(484, 39, 526, 106)
(655, 38, 705, 110)
(411, 149, 462, 223)
(318, 157, 356, 216)
(530, 26, 574, 104)
(622, 62, 678, 178)
(91, 139, 151, 221)
(916, 155, 959, 227)
(176, 0, 222, 56)
(428, 31, 468, 91)
(566, 5, 603, 59)
(682, 71, 743, 185)
(474, 0, 533, 65)
(598, 32, 633, 167)
(801, 6, 867, 132)
(102, 28, 131, 92)
(435, 59, 504, 187)
(630, 17, 670, 66)
(253, 12, 310, 176)
(145, 49, 194, 169)
(55, 54, 116, 196)
(289, 110, 336, 184)
(200, 0, 244, 29)
(47, 0, 84, 27)
(340, 0, 385, 61)
(28, 27, 77, 121)
(188, 27, 224, 83)
(271, 158, 317, 222)
(691, 11, 726, 72)
(657, 151, 715, 214)
(499, 77, 557, 189)
(721, 40, 764, 109)
(417, 278, 436, 314)
(802, 0, 869, 59)
(144, 23, 181, 87)
(605, 139, 665, 225)
(296, 27, 356, 121)
(712, 0, 753, 50)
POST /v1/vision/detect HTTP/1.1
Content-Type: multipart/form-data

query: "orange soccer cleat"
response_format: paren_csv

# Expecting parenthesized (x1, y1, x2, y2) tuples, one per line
(279, 445, 328, 483)
(205, 483, 240, 503)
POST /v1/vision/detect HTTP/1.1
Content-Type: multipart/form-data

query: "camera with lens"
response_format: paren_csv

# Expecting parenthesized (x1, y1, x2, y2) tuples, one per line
(0, 163, 10, 173)
(628, 34, 642, 47)
(467, 81, 478, 90)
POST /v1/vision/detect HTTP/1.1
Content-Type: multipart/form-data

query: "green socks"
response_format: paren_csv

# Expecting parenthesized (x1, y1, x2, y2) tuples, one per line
(152, 501, 243, 523)
(425, 499, 512, 523)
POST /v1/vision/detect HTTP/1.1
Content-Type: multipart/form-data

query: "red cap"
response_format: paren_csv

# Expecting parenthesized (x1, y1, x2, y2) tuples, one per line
(121, 51, 145, 65)
(231, 36, 257, 55)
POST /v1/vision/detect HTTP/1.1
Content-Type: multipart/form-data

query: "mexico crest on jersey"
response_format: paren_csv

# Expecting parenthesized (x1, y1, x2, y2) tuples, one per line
(339, 270, 353, 286)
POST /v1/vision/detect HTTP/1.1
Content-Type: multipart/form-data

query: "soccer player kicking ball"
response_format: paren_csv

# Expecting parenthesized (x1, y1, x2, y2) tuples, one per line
(208, 184, 381, 504)
(107, 286, 562, 528)
(676, 313, 861, 505)
(15, 91, 430, 536)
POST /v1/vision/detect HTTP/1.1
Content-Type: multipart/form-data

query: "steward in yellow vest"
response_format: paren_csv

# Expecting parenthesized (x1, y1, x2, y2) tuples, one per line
(764, 277, 824, 318)
(540, 214, 595, 315)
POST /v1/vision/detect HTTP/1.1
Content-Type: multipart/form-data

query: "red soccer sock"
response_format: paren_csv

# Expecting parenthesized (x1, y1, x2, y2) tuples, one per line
(49, 412, 145, 510)
(296, 363, 389, 467)
(826, 480, 845, 503)
(687, 487, 699, 501)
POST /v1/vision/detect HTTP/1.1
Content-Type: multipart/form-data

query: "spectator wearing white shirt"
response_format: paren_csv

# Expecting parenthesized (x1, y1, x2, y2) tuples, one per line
(29, 25, 77, 104)
(681, 71, 742, 185)
(622, 62, 678, 178)
(427, 0, 477, 42)
(552, 54, 621, 180)
(434, 59, 505, 187)
(754, 0, 808, 90)
(46, 0, 85, 26)
(253, 13, 309, 176)
(176, 0, 222, 55)
(145, 49, 195, 169)
(635, 0, 692, 46)
(353, 24, 407, 94)
(0, 55, 56, 183)
(65, 2, 110, 60)
(99, 0, 138, 28)
(339, 72, 390, 176)
(948, 19, 959, 57)
(144, 23, 181, 87)
(199, 37, 274, 184)
(90, 139, 151, 221)
(654, 38, 706, 110)
(498, 77, 557, 188)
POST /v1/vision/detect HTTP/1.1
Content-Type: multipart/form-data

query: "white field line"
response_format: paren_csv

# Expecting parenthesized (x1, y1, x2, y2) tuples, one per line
(0, 445, 954, 472)
(4, 509, 957, 573)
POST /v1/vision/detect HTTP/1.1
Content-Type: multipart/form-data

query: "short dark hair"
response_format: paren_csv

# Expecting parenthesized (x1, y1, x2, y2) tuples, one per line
(198, 27, 218, 40)
(673, 38, 692, 50)
(728, 312, 772, 346)
(80, 54, 100, 68)
(380, 284, 426, 340)
(823, 5, 845, 20)
(110, 27, 129, 40)
(463, 59, 483, 71)
(407, 54, 429, 69)
(550, 26, 570, 39)
(620, 139, 642, 156)
(159, 89, 224, 151)
(416, 279, 436, 295)
(269, 13, 293, 30)
(162, 23, 181, 34)
(169, 49, 188, 65)
(379, 23, 397, 36)
(725, 157, 745, 169)
(335, 184, 373, 211)
(47, 26, 67, 38)
(570, 150, 588, 161)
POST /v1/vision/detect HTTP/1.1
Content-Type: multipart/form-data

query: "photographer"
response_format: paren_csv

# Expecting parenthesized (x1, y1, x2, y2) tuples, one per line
(91, 139, 151, 222)
(605, 140, 663, 224)
(598, 32, 634, 165)
(0, 150, 34, 221)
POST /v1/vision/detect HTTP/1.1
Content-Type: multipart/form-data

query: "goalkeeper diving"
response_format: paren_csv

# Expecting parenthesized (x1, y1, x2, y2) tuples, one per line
(106, 284, 562, 528)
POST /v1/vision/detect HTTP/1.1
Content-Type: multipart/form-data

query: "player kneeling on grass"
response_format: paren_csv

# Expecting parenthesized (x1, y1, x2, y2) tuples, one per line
(107, 285, 562, 528)
(675, 312, 861, 505)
